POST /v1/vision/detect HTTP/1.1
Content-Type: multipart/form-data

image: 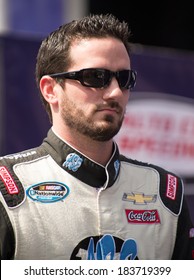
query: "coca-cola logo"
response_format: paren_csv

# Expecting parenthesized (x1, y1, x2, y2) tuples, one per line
(125, 209, 160, 224)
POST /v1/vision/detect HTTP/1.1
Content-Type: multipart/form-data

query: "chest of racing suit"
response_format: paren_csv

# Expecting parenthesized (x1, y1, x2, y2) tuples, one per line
(0, 129, 193, 260)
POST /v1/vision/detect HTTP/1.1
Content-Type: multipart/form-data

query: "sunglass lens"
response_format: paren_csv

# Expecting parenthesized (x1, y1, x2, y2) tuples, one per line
(119, 70, 137, 89)
(118, 70, 130, 89)
(82, 69, 109, 88)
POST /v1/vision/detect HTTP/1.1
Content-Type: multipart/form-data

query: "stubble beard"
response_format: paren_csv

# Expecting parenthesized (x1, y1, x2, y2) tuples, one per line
(61, 97, 124, 142)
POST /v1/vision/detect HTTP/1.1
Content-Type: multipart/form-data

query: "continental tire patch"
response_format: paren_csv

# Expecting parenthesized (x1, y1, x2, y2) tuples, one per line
(26, 182, 69, 203)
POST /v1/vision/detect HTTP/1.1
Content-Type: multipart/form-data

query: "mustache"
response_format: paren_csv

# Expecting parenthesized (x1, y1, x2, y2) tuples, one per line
(96, 101, 123, 113)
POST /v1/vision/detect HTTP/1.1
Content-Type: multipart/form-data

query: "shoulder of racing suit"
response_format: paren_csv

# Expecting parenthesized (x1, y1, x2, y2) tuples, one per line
(0, 146, 48, 208)
(119, 154, 183, 216)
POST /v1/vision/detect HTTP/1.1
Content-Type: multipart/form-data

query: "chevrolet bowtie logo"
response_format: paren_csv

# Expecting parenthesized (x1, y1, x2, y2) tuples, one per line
(122, 192, 157, 204)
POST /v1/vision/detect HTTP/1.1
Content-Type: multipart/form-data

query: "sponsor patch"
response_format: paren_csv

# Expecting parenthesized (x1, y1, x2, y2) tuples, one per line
(71, 234, 138, 260)
(125, 209, 160, 224)
(114, 160, 120, 179)
(0, 150, 36, 160)
(63, 153, 83, 172)
(122, 192, 157, 204)
(0, 166, 19, 194)
(166, 174, 177, 200)
(26, 182, 69, 203)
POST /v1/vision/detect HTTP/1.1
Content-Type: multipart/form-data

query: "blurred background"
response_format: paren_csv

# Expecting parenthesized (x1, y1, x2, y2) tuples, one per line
(0, 0, 193, 221)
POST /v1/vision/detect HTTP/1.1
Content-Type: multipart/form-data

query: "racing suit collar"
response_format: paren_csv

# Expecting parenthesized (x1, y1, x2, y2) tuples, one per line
(43, 129, 121, 188)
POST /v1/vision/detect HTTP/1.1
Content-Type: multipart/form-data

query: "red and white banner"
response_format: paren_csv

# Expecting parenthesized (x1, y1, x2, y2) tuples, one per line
(115, 92, 194, 193)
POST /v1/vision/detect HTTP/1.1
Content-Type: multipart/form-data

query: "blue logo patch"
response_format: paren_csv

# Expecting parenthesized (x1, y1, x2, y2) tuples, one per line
(63, 153, 83, 172)
(71, 234, 138, 260)
(26, 182, 69, 203)
(87, 235, 137, 260)
(114, 160, 120, 178)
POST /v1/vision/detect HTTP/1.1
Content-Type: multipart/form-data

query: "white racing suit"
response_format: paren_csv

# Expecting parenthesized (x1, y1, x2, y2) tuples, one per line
(0, 128, 193, 259)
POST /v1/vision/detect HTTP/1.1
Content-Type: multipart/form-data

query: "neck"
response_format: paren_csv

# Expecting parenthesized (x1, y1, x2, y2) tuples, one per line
(52, 126, 114, 166)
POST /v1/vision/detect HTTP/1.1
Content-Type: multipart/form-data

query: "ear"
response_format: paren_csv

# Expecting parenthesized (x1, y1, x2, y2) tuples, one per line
(39, 76, 59, 105)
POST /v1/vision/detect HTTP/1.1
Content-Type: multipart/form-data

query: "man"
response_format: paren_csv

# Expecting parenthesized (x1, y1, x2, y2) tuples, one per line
(0, 14, 193, 260)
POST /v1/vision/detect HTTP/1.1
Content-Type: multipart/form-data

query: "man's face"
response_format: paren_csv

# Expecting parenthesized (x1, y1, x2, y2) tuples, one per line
(59, 37, 131, 141)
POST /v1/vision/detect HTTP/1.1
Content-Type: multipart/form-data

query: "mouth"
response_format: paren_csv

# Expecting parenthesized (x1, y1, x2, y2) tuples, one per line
(98, 108, 119, 115)
(97, 102, 122, 115)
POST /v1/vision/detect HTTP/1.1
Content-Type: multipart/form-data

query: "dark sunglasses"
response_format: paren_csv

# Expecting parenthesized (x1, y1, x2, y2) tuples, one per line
(49, 68, 137, 89)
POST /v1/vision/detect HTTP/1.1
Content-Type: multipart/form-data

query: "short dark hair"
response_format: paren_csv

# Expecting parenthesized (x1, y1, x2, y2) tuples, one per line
(35, 13, 132, 122)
